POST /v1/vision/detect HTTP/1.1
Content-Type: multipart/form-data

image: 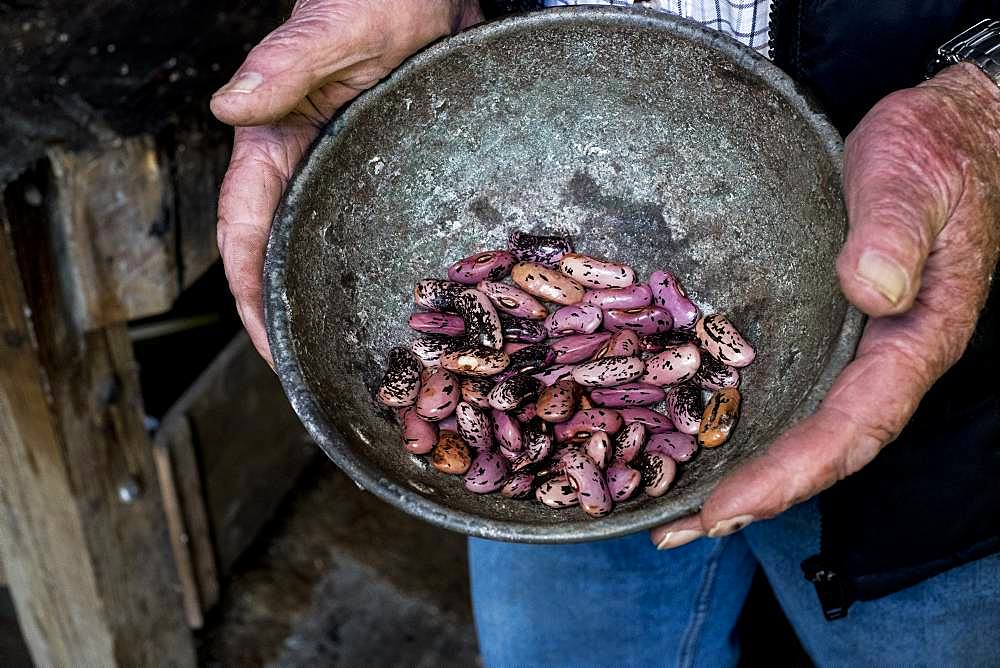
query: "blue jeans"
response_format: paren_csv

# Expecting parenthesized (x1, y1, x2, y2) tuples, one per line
(469, 499, 1000, 666)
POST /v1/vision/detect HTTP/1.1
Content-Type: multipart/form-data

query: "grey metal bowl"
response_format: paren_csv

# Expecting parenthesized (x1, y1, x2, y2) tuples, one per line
(264, 6, 863, 543)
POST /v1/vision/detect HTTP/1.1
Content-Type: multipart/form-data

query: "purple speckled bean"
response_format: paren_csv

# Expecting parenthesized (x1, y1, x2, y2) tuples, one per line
(536, 378, 578, 423)
(512, 420, 553, 470)
(665, 384, 703, 435)
(640, 343, 702, 386)
(594, 329, 640, 359)
(512, 262, 586, 305)
(649, 270, 700, 330)
(695, 314, 756, 368)
(408, 312, 465, 337)
(639, 451, 677, 497)
(581, 283, 652, 310)
(572, 356, 645, 388)
(642, 330, 697, 354)
(585, 431, 612, 469)
(544, 304, 603, 336)
(554, 408, 623, 442)
(440, 346, 509, 377)
(536, 474, 578, 508)
(491, 410, 523, 453)
(558, 253, 635, 289)
(437, 414, 459, 432)
(455, 289, 503, 350)
(561, 447, 613, 517)
(604, 306, 674, 336)
(415, 367, 460, 422)
(646, 432, 698, 462)
(514, 401, 537, 423)
(400, 407, 437, 454)
(477, 280, 548, 319)
(613, 422, 646, 463)
(411, 335, 455, 367)
(377, 347, 423, 407)
(495, 344, 556, 382)
(455, 402, 493, 450)
(508, 230, 573, 268)
(619, 407, 675, 434)
(503, 342, 530, 354)
(488, 374, 544, 411)
(498, 313, 548, 343)
(607, 462, 642, 502)
(590, 382, 666, 408)
(501, 472, 535, 498)
(693, 353, 741, 391)
(549, 332, 612, 364)
(460, 377, 494, 409)
(448, 250, 515, 284)
(414, 279, 465, 312)
(532, 363, 576, 387)
(464, 450, 509, 493)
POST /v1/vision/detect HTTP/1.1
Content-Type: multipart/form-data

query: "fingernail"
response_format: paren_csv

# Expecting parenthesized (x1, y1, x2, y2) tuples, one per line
(656, 529, 704, 550)
(708, 514, 754, 538)
(214, 72, 264, 97)
(856, 251, 907, 305)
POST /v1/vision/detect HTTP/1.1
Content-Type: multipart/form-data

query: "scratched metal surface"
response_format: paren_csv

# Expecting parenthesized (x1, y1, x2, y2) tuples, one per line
(265, 6, 863, 542)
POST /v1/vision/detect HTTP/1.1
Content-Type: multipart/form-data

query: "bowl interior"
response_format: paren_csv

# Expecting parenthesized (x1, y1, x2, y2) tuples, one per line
(267, 8, 858, 542)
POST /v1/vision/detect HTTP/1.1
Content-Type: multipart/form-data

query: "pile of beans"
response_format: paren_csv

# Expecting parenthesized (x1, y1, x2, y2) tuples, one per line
(377, 231, 755, 518)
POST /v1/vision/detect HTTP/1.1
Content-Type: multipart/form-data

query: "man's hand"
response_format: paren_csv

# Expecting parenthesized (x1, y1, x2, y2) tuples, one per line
(212, 0, 483, 364)
(652, 63, 1000, 549)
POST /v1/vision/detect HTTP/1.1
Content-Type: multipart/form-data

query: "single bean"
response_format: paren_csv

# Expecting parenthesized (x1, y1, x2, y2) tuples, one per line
(514, 401, 537, 423)
(376, 347, 423, 407)
(695, 314, 756, 368)
(646, 431, 698, 462)
(558, 253, 635, 289)
(431, 430, 471, 475)
(693, 353, 741, 391)
(535, 474, 578, 508)
(544, 304, 603, 336)
(440, 346, 510, 377)
(619, 407, 675, 434)
(489, 374, 543, 411)
(512, 419, 553, 470)
(414, 279, 465, 311)
(536, 378, 579, 423)
(408, 312, 465, 337)
(532, 363, 576, 387)
(553, 408, 623, 442)
(501, 472, 536, 499)
(415, 367, 460, 421)
(508, 230, 573, 268)
(461, 377, 495, 409)
(411, 334, 455, 367)
(640, 329, 697, 353)
(590, 382, 665, 408)
(607, 462, 642, 502)
(640, 343, 702, 386)
(400, 407, 437, 455)
(437, 414, 459, 432)
(455, 289, 503, 350)
(491, 409, 523, 454)
(477, 280, 548, 319)
(639, 451, 676, 497)
(560, 447, 613, 517)
(698, 388, 742, 448)
(572, 356, 645, 388)
(448, 250, 515, 284)
(665, 384, 703, 435)
(464, 450, 510, 493)
(613, 422, 646, 463)
(456, 401, 493, 450)
(495, 344, 556, 382)
(604, 306, 673, 336)
(649, 270, 700, 330)
(594, 329, 640, 359)
(582, 283, 652, 310)
(498, 313, 548, 343)
(511, 262, 586, 305)
(585, 431, 612, 469)
(549, 332, 612, 364)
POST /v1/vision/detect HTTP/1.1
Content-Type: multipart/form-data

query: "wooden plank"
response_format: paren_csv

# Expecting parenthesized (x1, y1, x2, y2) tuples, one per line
(0, 169, 195, 666)
(48, 137, 179, 330)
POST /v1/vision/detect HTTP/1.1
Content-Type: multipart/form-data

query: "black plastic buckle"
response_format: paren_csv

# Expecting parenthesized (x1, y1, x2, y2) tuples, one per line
(801, 555, 851, 621)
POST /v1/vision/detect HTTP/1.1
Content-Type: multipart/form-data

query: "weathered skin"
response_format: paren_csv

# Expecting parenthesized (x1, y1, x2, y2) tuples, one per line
(544, 304, 603, 336)
(455, 289, 504, 350)
(448, 250, 515, 284)
(590, 382, 665, 408)
(649, 270, 700, 329)
(431, 430, 471, 475)
(664, 384, 703, 435)
(604, 306, 673, 336)
(400, 407, 437, 454)
(572, 356, 645, 387)
(646, 431, 698, 462)
(695, 314, 756, 368)
(511, 262, 586, 305)
(376, 347, 423, 407)
(582, 283, 652, 310)
(464, 450, 509, 493)
(558, 253, 635, 289)
(508, 230, 573, 267)
(415, 366, 460, 421)
(477, 280, 548, 319)
(640, 343, 702, 386)
(455, 401, 493, 450)
(408, 312, 466, 336)
(698, 388, 742, 448)
(549, 332, 612, 364)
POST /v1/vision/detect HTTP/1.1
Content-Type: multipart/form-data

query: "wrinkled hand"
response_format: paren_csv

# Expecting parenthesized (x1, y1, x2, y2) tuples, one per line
(212, 0, 483, 364)
(652, 63, 1000, 549)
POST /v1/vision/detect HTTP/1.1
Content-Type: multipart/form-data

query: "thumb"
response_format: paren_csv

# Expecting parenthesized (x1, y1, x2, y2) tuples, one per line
(835, 92, 962, 317)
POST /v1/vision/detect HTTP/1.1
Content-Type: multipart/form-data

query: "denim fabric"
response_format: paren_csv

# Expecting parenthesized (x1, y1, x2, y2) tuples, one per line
(469, 499, 1000, 667)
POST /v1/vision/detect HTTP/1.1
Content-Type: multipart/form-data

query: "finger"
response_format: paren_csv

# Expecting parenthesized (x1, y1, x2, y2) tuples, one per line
(217, 124, 315, 366)
(649, 514, 705, 550)
(836, 92, 963, 317)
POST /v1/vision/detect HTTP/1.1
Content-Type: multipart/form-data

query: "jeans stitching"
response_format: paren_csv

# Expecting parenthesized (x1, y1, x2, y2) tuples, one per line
(677, 538, 729, 668)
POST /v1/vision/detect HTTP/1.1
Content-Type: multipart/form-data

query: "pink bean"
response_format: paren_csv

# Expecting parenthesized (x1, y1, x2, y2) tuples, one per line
(536, 474, 578, 508)
(585, 431, 612, 469)
(544, 304, 603, 336)
(511, 262, 586, 305)
(619, 407, 675, 434)
(693, 354, 741, 391)
(512, 423, 553, 470)
(437, 414, 459, 432)
(560, 447, 613, 517)
(408, 312, 466, 337)
(532, 364, 576, 387)
(448, 250, 515, 284)
(455, 289, 503, 350)
(503, 342, 530, 354)
(572, 356, 645, 388)
(695, 314, 756, 368)
(549, 332, 612, 364)
(640, 451, 677, 497)
(455, 401, 493, 450)
(489, 374, 544, 411)
(590, 382, 665, 407)
(607, 462, 642, 502)
(613, 422, 646, 463)
(508, 231, 573, 268)
(400, 407, 438, 455)
(415, 367, 460, 421)
(501, 472, 535, 499)
(477, 280, 548, 319)
(581, 283, 652, 310)
(464, 450, 510, 493)
(414, 279, 465, 312)
(460, 377, 494, 409)
(646, 432, 698, 462)
(594, 329, 640, 359)
(536, 378, 579, 423)
(604, 306, 673, 336)
(558, 253, 635, 289)
(649, 270, 700, 330)
(664, 384, 703, 435)
(554, 408, 623, 442)
(640, 343, 702, 386)
(491, 410, 523, 453)
(377, 347, 423, 407)
(514, 401, 537, 423)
